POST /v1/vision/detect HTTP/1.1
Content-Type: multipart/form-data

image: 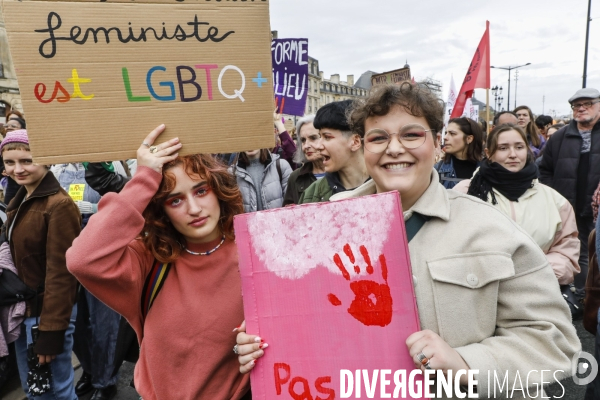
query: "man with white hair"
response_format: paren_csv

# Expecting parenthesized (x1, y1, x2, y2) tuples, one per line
(540, 88, 600, 304)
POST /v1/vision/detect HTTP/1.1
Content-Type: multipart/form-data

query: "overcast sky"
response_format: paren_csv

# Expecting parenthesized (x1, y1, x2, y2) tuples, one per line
(270, 0, 599, 118)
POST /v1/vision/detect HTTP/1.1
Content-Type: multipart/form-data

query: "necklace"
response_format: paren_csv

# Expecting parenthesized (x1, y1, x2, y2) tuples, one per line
(184, 236, 226, 256)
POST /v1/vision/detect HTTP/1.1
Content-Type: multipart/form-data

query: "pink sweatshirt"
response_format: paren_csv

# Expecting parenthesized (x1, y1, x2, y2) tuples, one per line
(66, 167, 249, 400)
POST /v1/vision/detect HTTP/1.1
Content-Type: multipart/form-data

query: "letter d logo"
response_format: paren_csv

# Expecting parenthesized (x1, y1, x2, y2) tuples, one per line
(572, 351, 598, 385)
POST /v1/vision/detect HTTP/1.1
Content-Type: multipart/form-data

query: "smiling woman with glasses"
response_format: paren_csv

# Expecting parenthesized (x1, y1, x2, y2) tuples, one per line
(363, 123, 432, 153)
(236, 83, 581, 397)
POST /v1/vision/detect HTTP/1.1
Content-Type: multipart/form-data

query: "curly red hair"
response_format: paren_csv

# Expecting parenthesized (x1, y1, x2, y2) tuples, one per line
(142, 154, 243, 263)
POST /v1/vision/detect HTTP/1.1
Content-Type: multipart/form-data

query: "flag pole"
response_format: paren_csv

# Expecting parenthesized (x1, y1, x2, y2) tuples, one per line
(486, 88, 490, 134)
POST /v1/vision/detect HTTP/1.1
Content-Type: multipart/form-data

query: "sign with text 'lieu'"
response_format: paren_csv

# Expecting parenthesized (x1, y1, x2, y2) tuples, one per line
(2, 0, 274, 164)
(272, 38, 308, 117)
(235, 192, 423, 400)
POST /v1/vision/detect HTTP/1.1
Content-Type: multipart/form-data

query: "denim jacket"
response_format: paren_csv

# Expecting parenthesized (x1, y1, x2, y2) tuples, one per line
(435, 157, 481, 189)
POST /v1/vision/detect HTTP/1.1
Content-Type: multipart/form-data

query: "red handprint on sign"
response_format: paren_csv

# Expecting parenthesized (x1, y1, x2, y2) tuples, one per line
(327, 244, 393, 327)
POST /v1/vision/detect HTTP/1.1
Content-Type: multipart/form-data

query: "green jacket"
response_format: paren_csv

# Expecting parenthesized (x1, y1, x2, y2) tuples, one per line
(299, 176, 333, 204)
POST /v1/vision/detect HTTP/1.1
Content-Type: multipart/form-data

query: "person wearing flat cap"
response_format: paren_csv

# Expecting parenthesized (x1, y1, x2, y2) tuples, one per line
(539, 87, 600, 302)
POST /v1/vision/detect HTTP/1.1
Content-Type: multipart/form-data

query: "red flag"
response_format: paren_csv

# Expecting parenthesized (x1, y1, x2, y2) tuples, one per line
(450, 21, 490, 119)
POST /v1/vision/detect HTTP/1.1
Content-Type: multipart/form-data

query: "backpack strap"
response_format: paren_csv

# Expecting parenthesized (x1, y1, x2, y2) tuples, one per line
(276, 158, 282, 182)
(141, 259, 172, 322)
(405, 212, 430, 242)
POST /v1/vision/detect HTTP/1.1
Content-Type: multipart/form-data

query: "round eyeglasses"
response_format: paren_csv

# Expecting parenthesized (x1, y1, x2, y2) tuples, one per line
(362, 124, 432, 153)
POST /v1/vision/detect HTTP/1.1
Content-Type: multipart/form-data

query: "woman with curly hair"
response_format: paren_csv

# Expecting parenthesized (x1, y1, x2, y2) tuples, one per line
(236, 84, 580, 397)
(67, 125, 250, 400)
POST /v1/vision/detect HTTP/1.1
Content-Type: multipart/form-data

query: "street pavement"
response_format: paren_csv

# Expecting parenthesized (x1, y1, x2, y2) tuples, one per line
(0, 319, 596, 399)
(546, 318, 594, 399)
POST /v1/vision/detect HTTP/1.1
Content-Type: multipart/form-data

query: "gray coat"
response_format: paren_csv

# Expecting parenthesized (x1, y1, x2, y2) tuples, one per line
(234, 153, 292, 213)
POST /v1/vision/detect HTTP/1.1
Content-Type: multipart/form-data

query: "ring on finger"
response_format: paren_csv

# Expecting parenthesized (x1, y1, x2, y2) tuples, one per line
(142, 142, 150, 148)
(149, 146, 158, 154)
(233, 344, 239, 355)
(424, 360, 432, 370)
(417, 351, 429, 366)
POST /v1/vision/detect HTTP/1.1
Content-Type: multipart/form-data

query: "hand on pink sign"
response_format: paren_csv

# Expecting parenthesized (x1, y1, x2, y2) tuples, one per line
(327, 244, 393, 327)
(234, 321, 269, 374)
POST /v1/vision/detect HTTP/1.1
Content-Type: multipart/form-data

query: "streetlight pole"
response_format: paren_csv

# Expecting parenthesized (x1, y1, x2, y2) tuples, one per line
(514, 70, 519, 109)
(491, 63, 531, 111)
(491, 85, 503, 112)
(583, 0, 592, 88)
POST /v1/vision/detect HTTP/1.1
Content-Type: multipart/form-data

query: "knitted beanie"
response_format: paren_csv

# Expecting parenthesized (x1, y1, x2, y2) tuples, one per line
(0, 129, 29, 153)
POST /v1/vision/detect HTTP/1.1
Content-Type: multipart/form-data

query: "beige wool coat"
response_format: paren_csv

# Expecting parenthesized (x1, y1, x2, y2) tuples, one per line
(331, 171, 581, 399)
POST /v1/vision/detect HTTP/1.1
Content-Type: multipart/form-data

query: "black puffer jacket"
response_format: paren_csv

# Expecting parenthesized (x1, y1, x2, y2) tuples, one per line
(85, 162, 131, 195)
(539, 119, 600, 217)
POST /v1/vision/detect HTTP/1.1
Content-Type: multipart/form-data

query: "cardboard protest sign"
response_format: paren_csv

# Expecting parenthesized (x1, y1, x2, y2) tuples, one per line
(272, 38, 308, 117)
(234, 192, 423, 399)
(371, 67, 412, 87)
(1, 0, 274, 164)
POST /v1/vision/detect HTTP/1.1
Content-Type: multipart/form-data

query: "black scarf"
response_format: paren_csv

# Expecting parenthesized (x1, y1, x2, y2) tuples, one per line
(467, 161, 538, 205)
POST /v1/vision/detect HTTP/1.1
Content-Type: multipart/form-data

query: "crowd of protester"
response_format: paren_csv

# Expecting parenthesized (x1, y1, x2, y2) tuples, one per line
(0, 84, 598, 399)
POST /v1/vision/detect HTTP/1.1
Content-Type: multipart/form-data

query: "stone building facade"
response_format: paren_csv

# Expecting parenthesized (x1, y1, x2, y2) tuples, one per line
(300, 56, 368, 117)
(0, 10, 22, 120)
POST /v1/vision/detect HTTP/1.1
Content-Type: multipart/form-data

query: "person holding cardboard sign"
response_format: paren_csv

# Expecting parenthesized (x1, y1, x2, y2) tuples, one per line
(67, 126, 251, 400)
(237, 83, 581, 396)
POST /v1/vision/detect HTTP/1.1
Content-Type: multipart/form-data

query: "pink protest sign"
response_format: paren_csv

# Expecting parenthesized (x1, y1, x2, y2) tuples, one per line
(234, 192, 423, 399)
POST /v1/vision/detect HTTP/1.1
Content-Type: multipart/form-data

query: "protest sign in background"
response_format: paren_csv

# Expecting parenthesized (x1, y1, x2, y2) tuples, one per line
(271, 38, 308, 117)
(2, 0, 274, 164)
(235, 193, 423, 399)
(371, 67, 412, 87)
(444, 75, 457, 126)
(461, 98, 480, 122)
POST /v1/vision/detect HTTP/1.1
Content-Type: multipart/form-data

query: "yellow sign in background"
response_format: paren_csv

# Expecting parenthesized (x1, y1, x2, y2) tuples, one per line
(68, 183, 84, 201)
(2, 0, 274, 164)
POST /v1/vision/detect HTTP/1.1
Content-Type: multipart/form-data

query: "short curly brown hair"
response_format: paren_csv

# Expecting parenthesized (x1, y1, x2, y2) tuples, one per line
(141, 154, 243, 263)
(349, 82, 444, 139)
